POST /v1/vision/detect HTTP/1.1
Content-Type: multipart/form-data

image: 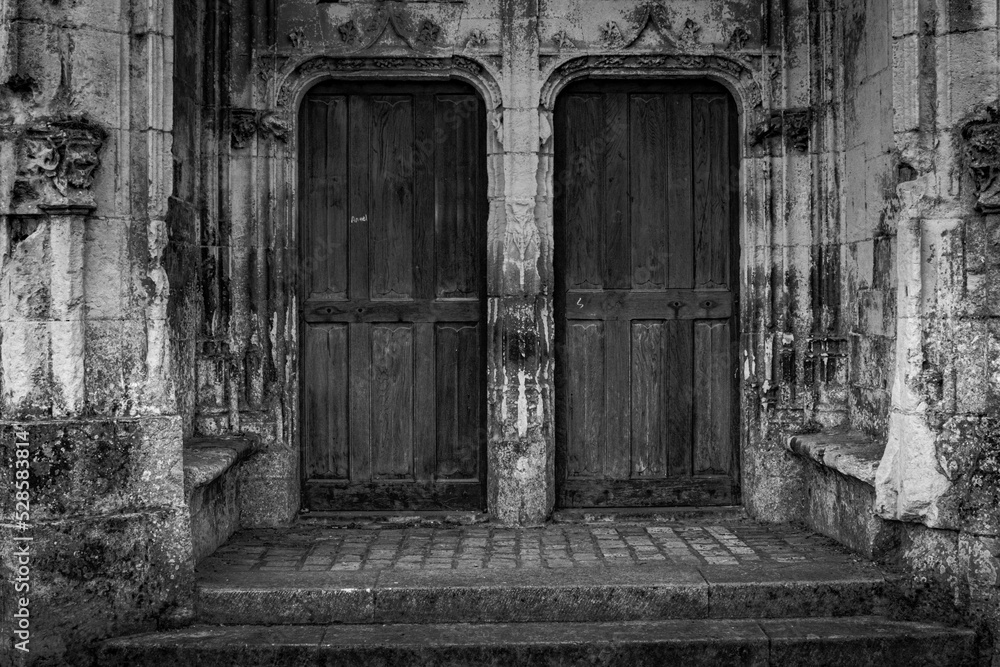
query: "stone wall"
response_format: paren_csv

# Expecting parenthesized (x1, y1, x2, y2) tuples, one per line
(0, 0, 193, 664)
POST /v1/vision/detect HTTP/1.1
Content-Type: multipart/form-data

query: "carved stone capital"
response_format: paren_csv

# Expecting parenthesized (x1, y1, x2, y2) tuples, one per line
(230, 109, 289, 149)
(750, 108, 811, 153)
(961, 105, 1000, 213)
(12, 116, 107, 211)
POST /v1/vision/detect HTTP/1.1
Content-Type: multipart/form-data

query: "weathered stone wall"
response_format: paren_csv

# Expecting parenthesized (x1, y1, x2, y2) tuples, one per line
(0, 0, 193, 664)
(874, 0, 1000, 652)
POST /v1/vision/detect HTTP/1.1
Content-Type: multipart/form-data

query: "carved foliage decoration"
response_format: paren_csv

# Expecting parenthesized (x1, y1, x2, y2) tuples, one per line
(327, 8, 444, 53)
(230, 109, 289, 149)
(276, 55, 493, 109)
(552, 30, 575, 50)
(727, 27, 751, 51)
(545, 54, 762, 111)
(15, 116, 107, 207)
(961, 105, 1000, 213)
(751, 108, 811, 152)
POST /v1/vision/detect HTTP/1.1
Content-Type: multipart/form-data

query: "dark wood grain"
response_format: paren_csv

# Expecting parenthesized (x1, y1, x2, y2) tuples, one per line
(555, 79, 737, 509)
(371, 324, 414, 480)
(630, 320, 666, 478)
(563, 94, 604, 290)
(630, 93, 669, 289)
(436, 95, 481, 299)
(604, 319, 631, 479)
(604, 93, 630, 289)
(566, 321, 605, 478)
(664, 320, 693, 476)
(304, 299, 480, 323)
(302, 324, 349, 479)
(694, 320, 732, 475)
(349, 322, 372, 482)
(370, 96, 414, 300)
(301, 82, 487, 511)
(413, 322, 436, 481)
(558, 476, 736, 507)
(565, 290, 732, 320)
(348, 95, 370, 301)
(665, 94, 693, 289)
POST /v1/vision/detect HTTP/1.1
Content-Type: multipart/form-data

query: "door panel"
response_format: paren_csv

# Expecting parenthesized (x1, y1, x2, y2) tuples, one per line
(555, 80, 738, 508)
(300, 82, 487, 511)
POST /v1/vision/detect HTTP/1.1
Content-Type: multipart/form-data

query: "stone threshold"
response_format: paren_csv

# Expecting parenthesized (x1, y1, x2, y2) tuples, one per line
(786, 428, 884, 487)
(98, 617, 978, 666)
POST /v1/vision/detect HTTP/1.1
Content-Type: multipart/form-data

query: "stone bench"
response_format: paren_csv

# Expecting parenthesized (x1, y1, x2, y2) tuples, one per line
(787, 429, 899, 560)
(183, 438, 255, 564)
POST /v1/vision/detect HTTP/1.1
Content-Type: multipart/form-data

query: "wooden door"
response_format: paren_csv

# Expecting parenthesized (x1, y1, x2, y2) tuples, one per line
(554, 80, 739, 507)
(299, 81, 487, 511)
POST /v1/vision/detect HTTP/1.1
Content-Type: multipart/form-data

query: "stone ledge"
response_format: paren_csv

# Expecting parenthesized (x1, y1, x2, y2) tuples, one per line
(184, 437, 256, 563)
(183, 438, 255, 500)
(787, 429, 884, 487)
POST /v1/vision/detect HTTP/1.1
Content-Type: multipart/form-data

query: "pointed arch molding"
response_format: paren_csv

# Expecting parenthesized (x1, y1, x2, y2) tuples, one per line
(272, 54, 502, 114)
(539, 53, 766, 133)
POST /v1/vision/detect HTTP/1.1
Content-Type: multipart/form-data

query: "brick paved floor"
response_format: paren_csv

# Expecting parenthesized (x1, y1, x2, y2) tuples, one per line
(201, 520, 861, 574)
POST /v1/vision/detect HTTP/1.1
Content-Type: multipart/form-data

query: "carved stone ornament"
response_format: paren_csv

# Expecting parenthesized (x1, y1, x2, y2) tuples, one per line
(339, 20, 361, 45)
(466, 29, 488, 48)
(230, 109, 289, 149)
(552, 30, 575, 50)
(288, 27, 306, 49)
(231, 109, 259, 149)
(961, 105, 1000, 213)
(416, 19, 442, 47)
(277, 56, 493, 109)
(541, 54, 764, 123)
(751, 108, 811, 152)
(14, 116, 107, 208)
(601, 21, 625, 47)
(677, 19, 701, 49)
(727, 27, 750, 51)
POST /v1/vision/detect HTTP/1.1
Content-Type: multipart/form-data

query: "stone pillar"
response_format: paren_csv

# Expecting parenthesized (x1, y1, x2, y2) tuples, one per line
(487, 0, 553, 526)
(0, 0, 192, 661)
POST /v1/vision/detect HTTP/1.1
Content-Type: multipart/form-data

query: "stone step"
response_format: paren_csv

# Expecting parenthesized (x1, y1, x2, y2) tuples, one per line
(98, 617, 978, 666)
(196, 560, 887, 625)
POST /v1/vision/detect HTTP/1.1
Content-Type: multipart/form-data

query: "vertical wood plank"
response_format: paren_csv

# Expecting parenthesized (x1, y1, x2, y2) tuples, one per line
(349, 322, 372, 481)
(567, 322, 605, 477)
(665, 94, 693, 289)
(456, 323, 482, 479)
(631, 321, 666, 477)
(436, 95, 481, 299)
(371, 324, 414, 479)
(710, 96, 731, 288)
(664, 319, 693, 476)
(604, 319, 631, 479)
(413, 94, 436, 301)
(302, 324, 349, 479)
(563, 95, 604, 289)
(435, 324, 481, 480)
(630, 94, 669, 289)
(348, 95, 371, 301)
(303, 98, 327, 298)
(694, 320, 732, 474)
(604, 92, 630, 289)
(370, 96, 414, 299)
(435, 324, 459, 478)
(694, 95, 730, 288)
(413, 322, 435, 481)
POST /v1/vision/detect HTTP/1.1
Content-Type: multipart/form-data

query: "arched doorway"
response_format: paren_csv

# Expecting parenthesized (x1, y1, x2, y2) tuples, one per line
(553, 78, 740, 507)
(298, 80, 489, 511)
